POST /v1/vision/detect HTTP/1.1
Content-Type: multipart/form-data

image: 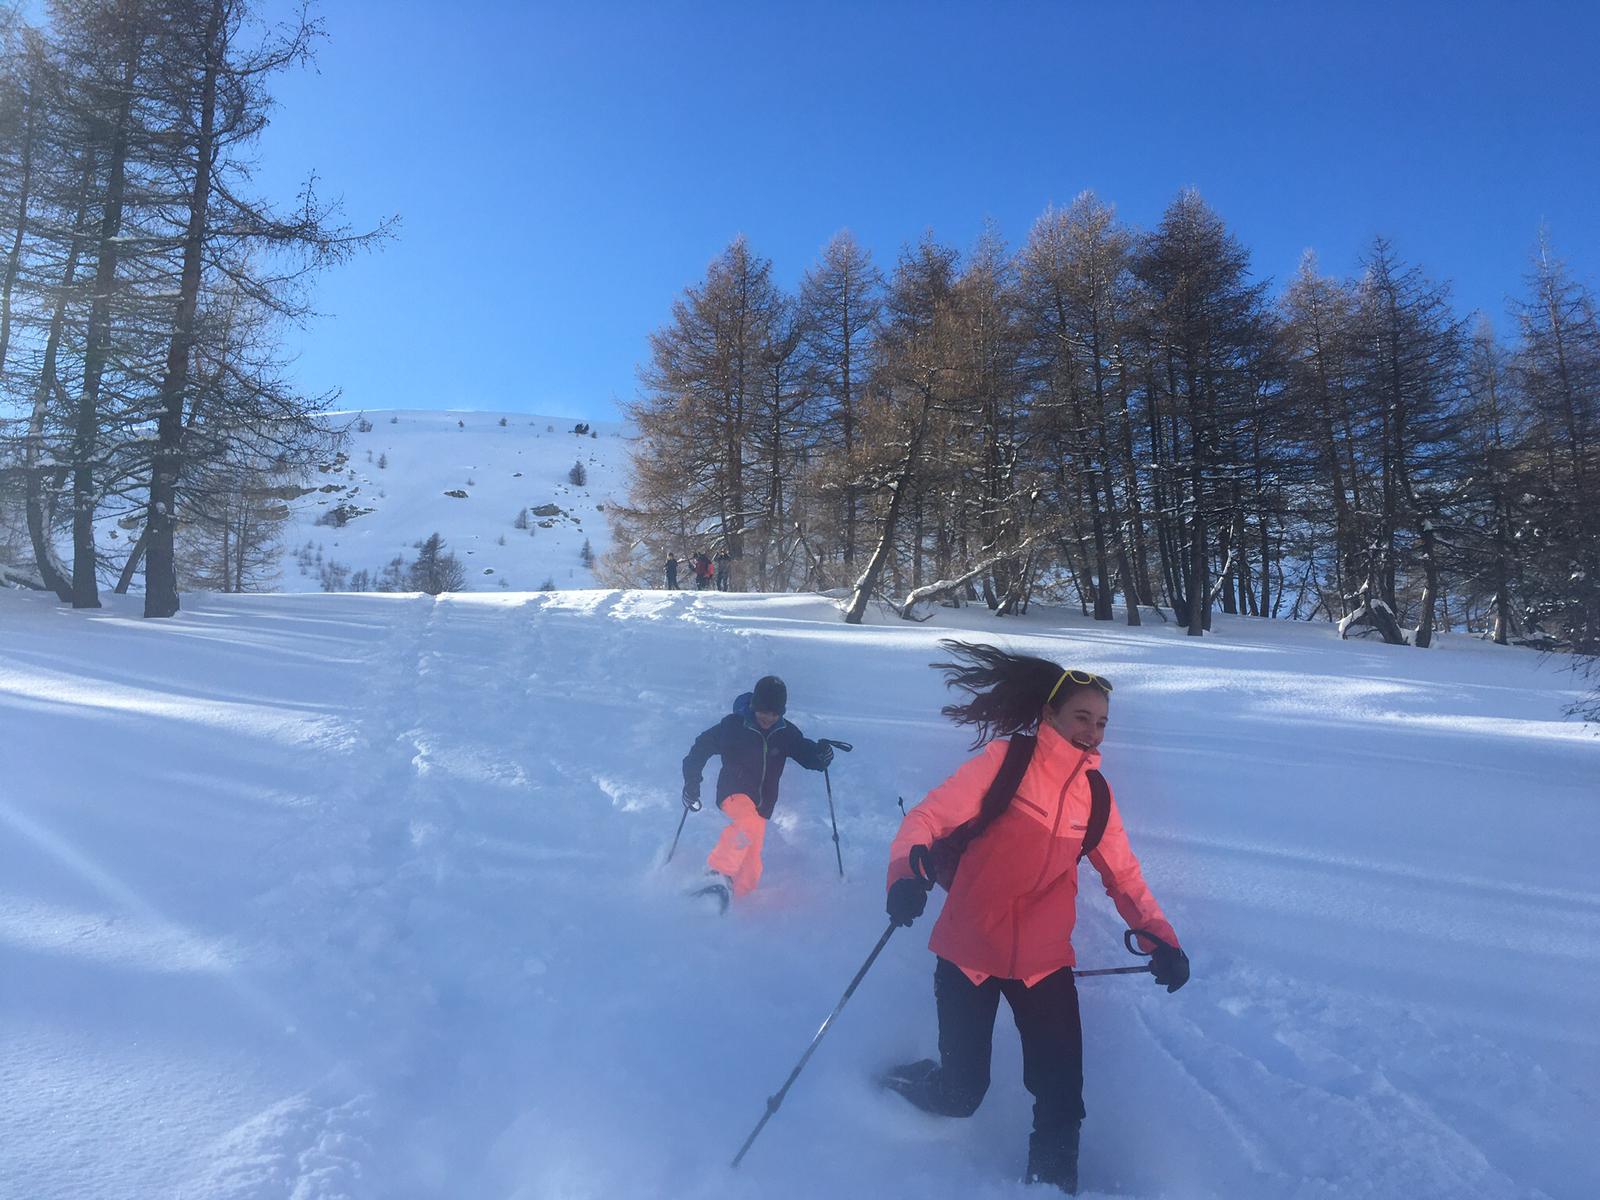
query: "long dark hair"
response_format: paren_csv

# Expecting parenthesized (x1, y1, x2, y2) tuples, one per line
(934, 639, 1100, 749)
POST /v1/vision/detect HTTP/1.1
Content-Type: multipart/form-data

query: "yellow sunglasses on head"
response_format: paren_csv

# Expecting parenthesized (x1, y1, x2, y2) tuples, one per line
(1046, 668, 1113, 705)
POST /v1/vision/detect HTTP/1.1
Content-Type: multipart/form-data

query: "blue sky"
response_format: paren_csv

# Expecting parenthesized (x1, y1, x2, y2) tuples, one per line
(250, 1, 1600, 420)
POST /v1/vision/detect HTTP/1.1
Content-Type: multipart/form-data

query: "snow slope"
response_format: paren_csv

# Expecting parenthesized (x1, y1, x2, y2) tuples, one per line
(2, 588, 1596, 1200)
(273, 410, 627, 593)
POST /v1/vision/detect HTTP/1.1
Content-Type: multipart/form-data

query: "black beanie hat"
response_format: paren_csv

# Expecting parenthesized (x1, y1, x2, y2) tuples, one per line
(752, 675, 787, 715)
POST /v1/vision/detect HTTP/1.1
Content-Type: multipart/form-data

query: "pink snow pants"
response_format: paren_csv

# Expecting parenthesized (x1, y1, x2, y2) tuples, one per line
(705, 793, 767, 897)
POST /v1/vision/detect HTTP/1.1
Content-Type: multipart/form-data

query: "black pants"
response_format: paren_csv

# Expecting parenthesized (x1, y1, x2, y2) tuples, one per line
(915, 957, 1085, 1137)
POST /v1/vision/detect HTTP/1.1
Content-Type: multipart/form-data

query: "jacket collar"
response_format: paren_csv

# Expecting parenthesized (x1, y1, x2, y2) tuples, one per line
(1035, 718, 1100, 772)
(732, 691, 787, 734)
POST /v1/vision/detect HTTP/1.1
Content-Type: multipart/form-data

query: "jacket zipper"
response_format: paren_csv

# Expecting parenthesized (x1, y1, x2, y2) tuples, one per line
(748, 718, 781, 804)
(1009, 746, 1090, 978)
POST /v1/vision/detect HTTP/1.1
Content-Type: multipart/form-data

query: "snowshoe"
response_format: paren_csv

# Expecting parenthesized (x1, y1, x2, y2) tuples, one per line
(688, 872, 733, 914)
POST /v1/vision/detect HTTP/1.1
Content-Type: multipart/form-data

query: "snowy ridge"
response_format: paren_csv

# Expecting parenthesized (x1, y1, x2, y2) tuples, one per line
(2, 588, 1596, 1199)
(274, 409, 628, 593)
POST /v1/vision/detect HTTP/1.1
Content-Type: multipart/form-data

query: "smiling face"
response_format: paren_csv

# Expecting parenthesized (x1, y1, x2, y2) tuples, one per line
(1042, 687, 1109, 751)
(754, 709, 780, 731)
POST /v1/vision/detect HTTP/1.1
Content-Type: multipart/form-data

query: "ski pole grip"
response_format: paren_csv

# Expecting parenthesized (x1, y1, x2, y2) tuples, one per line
(908, 845, 937, 891)
(1125, 927, 1173, 956)
(819, 739, 853, 753)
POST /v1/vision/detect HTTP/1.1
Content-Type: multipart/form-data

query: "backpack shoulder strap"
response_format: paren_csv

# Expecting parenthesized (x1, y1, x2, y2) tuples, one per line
(990, 734, 1036, 811)
(966, 734, 1035, 842)
(1080, 769, 1111, 861)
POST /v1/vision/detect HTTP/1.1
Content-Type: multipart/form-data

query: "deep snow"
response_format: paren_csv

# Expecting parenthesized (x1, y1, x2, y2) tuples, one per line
(2, 588, 1596, 1199)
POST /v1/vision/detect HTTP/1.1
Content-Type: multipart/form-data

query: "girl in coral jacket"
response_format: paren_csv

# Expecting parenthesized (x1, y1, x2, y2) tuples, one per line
(882, 641, 1190, 1195)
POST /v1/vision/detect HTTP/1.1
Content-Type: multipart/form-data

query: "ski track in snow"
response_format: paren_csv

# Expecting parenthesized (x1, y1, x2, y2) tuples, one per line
(3, 589, 1597, 1199)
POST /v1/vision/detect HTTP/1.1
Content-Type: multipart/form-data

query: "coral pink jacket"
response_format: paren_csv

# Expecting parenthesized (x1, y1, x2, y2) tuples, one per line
(887, 721, 1179, 986)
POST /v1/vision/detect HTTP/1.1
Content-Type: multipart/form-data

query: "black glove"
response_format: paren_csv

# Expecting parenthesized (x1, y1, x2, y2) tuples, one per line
(886, 876, 928, 927)
(682, 784, 701, 812)
(815, 741, 835, 769)
(1150, 943, 1190, 993)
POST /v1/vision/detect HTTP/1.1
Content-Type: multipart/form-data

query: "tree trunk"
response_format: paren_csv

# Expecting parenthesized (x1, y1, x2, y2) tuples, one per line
(1413, 522, 1440, 648)
(1119, 372, 1155, 609)
(845, 390, 930, 624)
(1116, 534, 1141, 625)
(845, 474, 909, 624)
(1258, 510, 1272, 616)
(114, 525, 149, 594)
(25, 467, 71, 600)
(145, 0, 223, 618)
(1216, 503, 1238, 615)
(1085, 468, 1113, 620)
(1491, 500, 1512, 645)
(21, 152, 95, 604)
(1186, 476, 1207, 637)
(73, 11, 145, 609)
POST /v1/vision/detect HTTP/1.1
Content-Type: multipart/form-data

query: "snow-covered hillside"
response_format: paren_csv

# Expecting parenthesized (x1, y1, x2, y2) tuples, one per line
(2, 588, 1596, 1199)
(275, 410, 628, 593)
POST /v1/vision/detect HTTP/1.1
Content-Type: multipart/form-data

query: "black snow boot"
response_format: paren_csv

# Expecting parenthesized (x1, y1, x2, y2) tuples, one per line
(882, 1058, 963, 1115)
(879, 1058, 938, 1099)
(1025, 1120, 1080, 1194)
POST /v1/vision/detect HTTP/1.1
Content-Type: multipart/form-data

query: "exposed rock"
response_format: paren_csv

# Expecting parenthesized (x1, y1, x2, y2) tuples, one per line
(252, 484, 316, 502)
(315, 504, 374, 528)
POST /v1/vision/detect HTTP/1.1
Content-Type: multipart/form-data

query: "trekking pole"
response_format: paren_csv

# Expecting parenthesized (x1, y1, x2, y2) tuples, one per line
(665, 794, 700, 865)
(1073, 965, 1152, 977)
(731, 840, 932, 1169)
(1074, 928, 1159, 978)
(818, 739, 852, 879)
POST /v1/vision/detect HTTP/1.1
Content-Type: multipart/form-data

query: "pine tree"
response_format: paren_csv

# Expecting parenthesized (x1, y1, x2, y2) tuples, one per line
(844, 235, 960, 622)
(1459, 318, 1523, 643)
(797, 230, 882, 580)
(622, 236, 785, 582)
(407, 532, 465, 595)
(1510, 229, 1600, 652)
(1132, 190, 1276, 635)
(1018, 194, 1145, 622)
(1279, 255, 1367, 620)
(1348, 239, 1468, 646)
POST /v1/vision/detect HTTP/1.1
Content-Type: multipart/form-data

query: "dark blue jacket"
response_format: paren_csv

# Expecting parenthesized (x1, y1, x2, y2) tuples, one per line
(682, 693, 828, 819)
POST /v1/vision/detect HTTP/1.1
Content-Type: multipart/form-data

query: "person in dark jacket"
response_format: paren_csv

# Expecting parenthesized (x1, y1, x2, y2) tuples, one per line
(681, 675, 834, 899)
(665, 554, 679, 590)
(713, 551, 733, 591)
